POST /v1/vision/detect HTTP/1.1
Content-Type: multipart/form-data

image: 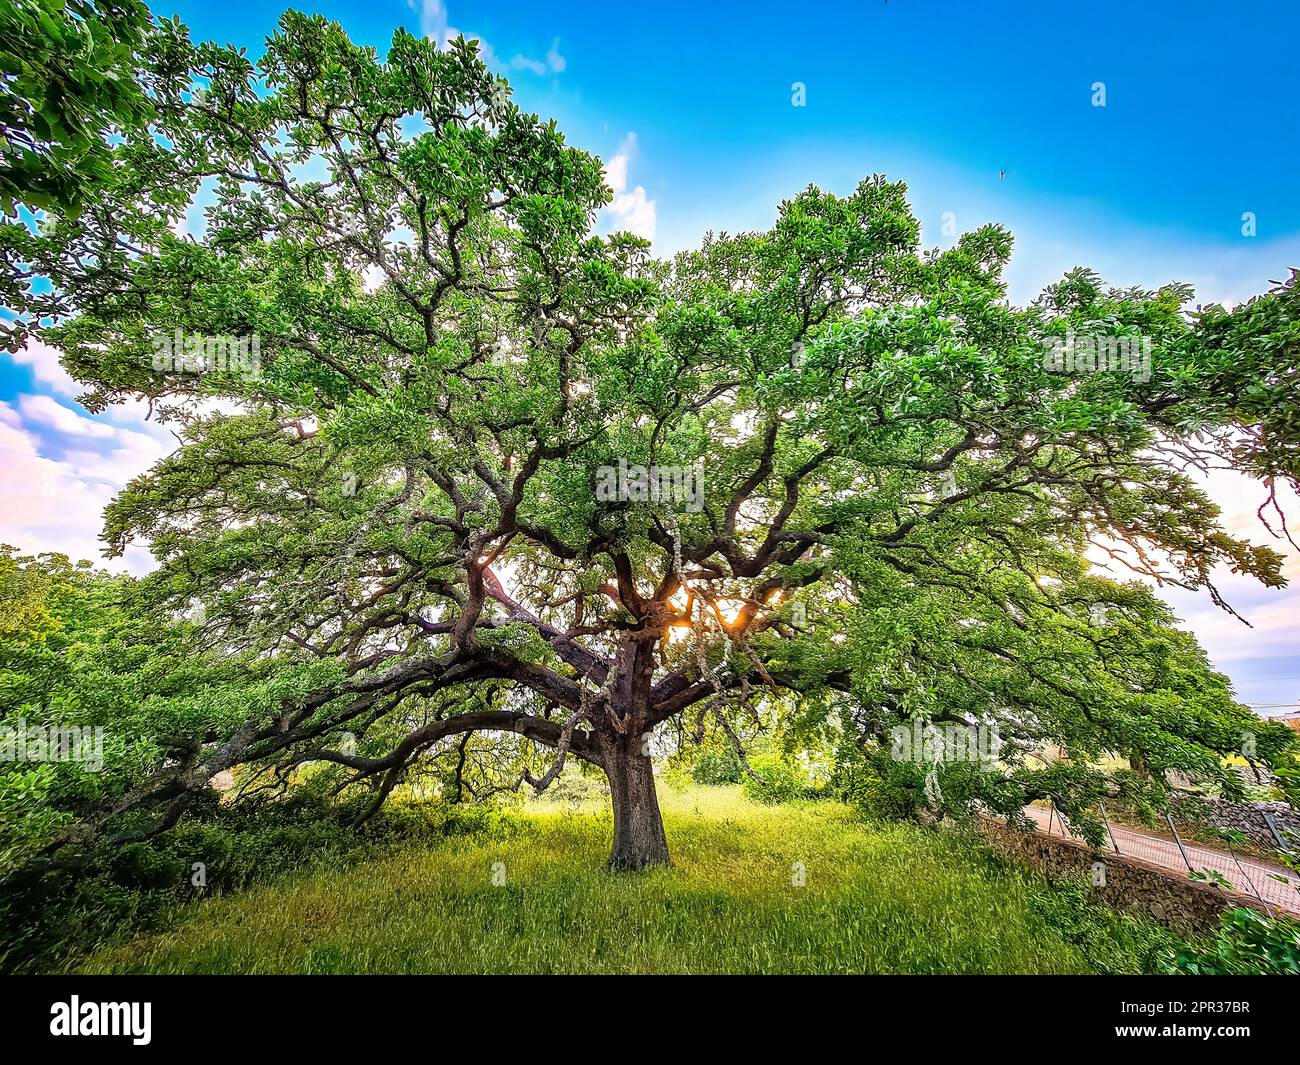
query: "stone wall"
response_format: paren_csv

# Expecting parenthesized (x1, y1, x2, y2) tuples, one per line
(1172, 795, 1300, 852)
(980, 819, 1267, 936)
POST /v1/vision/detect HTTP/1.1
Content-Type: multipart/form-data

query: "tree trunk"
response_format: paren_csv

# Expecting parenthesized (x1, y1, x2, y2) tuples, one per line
(600, 732, 670, 870)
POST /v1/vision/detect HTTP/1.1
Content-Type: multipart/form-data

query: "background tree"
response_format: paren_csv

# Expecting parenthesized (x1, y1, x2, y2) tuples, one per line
(0, 547, 257, 871)
(3, 13, 1296, 870)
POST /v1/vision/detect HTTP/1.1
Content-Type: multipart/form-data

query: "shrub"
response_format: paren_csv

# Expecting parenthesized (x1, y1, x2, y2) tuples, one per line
(741, 753, 808, 804)
(535, 768, 609, 806)
(691, 748, 745, 786)
(829, 741, 928, 819)
(1158, 907, 1300, 975)
(1023, 871, 1181, 975)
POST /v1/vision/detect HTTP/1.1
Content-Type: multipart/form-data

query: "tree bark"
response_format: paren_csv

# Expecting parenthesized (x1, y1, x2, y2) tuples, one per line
(600, 731, 671, 870)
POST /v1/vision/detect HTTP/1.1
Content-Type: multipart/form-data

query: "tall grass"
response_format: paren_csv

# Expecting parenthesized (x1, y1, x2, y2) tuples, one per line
(78, 787, 1172, 974)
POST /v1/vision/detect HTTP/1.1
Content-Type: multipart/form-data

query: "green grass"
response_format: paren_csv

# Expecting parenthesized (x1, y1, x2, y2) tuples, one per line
(77, 786, 1166, 974)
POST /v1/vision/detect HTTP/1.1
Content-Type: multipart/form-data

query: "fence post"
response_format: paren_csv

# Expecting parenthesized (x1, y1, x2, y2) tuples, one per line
(1166, 813, 1195, 874)
(1100, 800, 1120, 854)
(1262, 809, 1291, 854)
(1225, 841, 1274, 917)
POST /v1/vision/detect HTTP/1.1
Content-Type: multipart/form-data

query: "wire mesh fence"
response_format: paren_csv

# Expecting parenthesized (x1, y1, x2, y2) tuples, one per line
(1021, 803, 1300, 915)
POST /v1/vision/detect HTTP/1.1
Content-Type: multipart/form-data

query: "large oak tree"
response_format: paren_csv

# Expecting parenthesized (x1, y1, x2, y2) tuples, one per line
(4, 13, 1297, 869)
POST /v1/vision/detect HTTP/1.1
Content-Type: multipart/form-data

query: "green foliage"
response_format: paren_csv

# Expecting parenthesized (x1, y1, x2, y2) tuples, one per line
(1158, 906, 1300, 975)
(0, 0, 160, 216)
(1178, 272, 1300, 489)
(741, 752, 814, 804)
(690, 747, 744, 786)
(527, 766, 608, 807)
(0, 549, 175, 868)
(1022, 870, 1181, 976)
(0, 548, 328, 872)
(830, 742, 930, 821)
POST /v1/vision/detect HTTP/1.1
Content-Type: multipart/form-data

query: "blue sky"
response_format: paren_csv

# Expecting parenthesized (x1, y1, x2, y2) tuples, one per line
(146, 0, 1300, 302)
(2, 0, 1298, 714)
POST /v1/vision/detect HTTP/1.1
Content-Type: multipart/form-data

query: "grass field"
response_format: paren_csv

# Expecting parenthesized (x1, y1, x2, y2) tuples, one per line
(77, 786, 1175, 974)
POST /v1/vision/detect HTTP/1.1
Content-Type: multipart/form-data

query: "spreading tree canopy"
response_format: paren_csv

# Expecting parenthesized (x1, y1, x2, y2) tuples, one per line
(3, 13, 1297, 869)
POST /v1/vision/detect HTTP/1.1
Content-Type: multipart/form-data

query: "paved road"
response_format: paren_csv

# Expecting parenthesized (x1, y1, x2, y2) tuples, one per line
(1021, 804, 1300, 915)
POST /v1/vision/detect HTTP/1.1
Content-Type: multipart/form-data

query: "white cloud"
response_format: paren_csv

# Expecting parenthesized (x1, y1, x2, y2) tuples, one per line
(63, 434, 167, 485)
(509, 38, 566, 75)
(0, 335, 261, 572)
(1166, 589, 1300, 664)
(18, 394, 116, 438)
(602, 133, 657, 242)
(0, 415, 152, 572)
(544, 38, 566, 74)
(411, 0, 449, 43)
(1083, 462, 1300, 710)
(605, 145, 630, 197)
(10, 339, 80, 397)
(0, 373, 177, 571)
(408, 1, 564, 76)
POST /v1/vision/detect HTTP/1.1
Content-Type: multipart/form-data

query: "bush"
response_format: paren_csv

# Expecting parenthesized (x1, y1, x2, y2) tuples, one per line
(741, 753, 809, 804)
(1158, 907, 1300, 975)
(1023, 871, 1180, 975)
(535, 768, 609, 806)
(691, 748, 745, 786)
(829, 741, 929, 819)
